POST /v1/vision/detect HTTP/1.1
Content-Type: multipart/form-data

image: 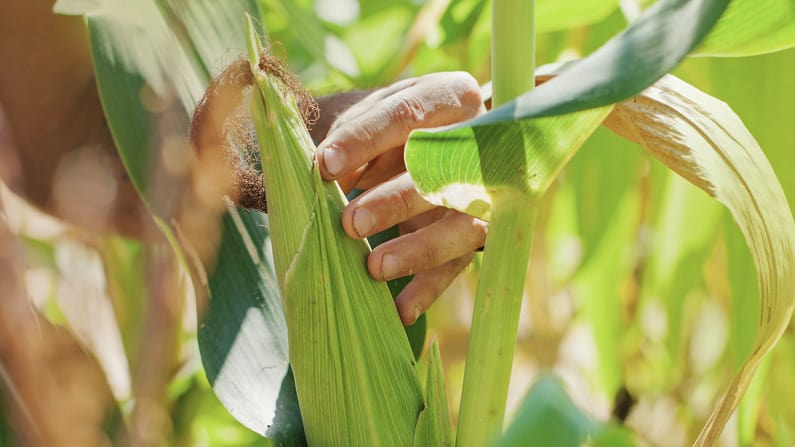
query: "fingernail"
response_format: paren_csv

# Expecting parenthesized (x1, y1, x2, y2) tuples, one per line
(412, 306, 422, 325)
(352, 208, 376, 237)
(323, 146, 345, 177)
(380, 254, 401, 279)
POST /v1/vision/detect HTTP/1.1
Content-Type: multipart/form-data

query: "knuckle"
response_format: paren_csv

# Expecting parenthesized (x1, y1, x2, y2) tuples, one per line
(387, 95, 426, 133)
(449, 71, 484, 113)
(452, 253, 476, 271)
(396, 185, 415, 219)
(471, 218, 489, 244)
(422, 242, 443, 268)
(339, 121, 378, 157)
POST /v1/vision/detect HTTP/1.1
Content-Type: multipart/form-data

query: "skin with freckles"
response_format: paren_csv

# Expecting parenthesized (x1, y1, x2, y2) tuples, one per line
(316, 72, 489, 325)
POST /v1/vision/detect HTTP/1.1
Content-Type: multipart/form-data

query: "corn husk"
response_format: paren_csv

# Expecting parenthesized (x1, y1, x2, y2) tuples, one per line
(245, 18, 425, 446)
(413, 338, 453, 447)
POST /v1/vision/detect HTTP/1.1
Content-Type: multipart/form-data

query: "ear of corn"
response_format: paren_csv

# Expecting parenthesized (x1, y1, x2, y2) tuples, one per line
(245, 16, 425, 446)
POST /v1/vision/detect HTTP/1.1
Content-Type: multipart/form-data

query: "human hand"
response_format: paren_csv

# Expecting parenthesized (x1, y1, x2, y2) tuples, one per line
(316, 72, 488, 326)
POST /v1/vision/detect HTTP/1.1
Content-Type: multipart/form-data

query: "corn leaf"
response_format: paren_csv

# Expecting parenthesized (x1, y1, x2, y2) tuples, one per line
(413, 339, 453, 447)
(198, 208, 303, 444)
(247, 22, 424, 446)
(406, 0, 727, 210)
(406, 107, 610, 220)
(55, 1, 306, 441)
(446, 0, 618, 45)
(683, 49, 795, 441)
(604, 74, 795, 445)
(54, 0, 261, 195)
(692, 0, 795, 57)
(494, 374, 635, 447)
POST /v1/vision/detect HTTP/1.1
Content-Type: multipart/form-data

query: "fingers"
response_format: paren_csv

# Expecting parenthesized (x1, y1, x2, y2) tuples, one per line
(354, 147, 406, 190)
(336, 147, 405, 195)
(317, 71, 484, 180)
(367, 211, 488, 281)
(395, 254, 475, 326)
(342, 172, 435, 238)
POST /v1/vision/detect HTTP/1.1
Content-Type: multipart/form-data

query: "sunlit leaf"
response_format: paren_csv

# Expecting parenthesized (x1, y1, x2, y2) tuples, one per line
(604, 74, 795, 445)
(54, 0, 205, 109)
(197, 208, 302, 443)
(406, 106, 610, 219)
(681, 48, 795, 442)
(56, 1, 305, 441)
(463, 0, 728, 124)
(693, 0, 795, 57)
(406, 0, 728, 212)
(247, 22, 424, 445)
(173, 375, 273, 447)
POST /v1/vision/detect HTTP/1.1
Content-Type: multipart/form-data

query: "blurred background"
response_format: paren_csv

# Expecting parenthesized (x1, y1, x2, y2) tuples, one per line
(1, 0, 794, 446)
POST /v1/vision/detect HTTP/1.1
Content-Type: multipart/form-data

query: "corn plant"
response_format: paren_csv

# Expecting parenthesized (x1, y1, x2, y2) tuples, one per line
(2, 0, 795, 446)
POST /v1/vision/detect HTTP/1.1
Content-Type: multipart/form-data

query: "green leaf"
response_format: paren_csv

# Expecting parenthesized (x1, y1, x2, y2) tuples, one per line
(56, 0, 262, 197)
(565, 126, 640, 267)
(679, 49, 795, 441)
(468, 0, 727, 124)
(438, 0, 489, 46)
(59, 1, 305, 442)
(406, 107, 611, 219)
(692, 0, 795, 57)
(413, 339, 453, 447)
(341, 6, 415, 85)
(604, 74, 795, 445)
(495, 374, 636, 447)
(406, 0, 728, 212)
(198, 209, 303, 444)
(248, 21, 424, 445)
(494, 374, 596, 447)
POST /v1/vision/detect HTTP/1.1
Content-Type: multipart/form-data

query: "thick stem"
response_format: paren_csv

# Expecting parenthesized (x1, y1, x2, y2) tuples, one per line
(454, 1, 537, 445)
(491, 0, 535, 107)
(456, 197, 539, 447)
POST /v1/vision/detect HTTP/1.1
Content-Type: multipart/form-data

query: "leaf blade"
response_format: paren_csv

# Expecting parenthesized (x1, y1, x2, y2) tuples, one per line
(604, 74, 795, 445)
(66, 1, 304, 440)
(693, 0, 795, 57)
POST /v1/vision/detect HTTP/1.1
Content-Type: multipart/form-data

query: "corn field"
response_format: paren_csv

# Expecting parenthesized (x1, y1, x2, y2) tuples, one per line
(1, 0, 794, 446)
